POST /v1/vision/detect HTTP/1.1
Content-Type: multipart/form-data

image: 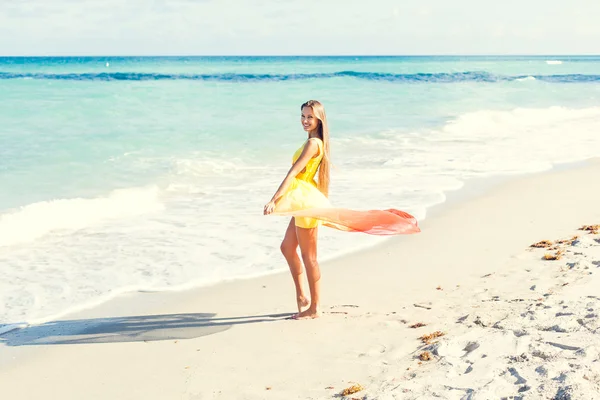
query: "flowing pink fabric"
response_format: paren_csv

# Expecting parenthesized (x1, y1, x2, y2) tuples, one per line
(275, 207, 420, 236)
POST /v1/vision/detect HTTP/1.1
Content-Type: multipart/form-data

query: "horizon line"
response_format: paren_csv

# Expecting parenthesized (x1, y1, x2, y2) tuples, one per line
(1, 54, 599, 58)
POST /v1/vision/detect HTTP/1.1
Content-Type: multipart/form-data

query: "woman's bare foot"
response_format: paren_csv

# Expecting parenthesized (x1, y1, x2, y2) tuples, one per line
(297, 295, 310, 313)
(291, 307, 320, 320)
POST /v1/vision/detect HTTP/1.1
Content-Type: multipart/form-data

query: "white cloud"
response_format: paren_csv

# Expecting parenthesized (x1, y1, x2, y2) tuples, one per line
(0, 0, 599, 55)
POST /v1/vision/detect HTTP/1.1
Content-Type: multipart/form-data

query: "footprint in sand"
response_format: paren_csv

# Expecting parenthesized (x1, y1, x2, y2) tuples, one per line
(325, 304, 360, 316)
(535, 365, 548, 377)
(507, 367, 527, 385)
(358, 344, 387, 358)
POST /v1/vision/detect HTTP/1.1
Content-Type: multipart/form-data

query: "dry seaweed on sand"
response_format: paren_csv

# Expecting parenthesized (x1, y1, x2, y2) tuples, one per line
(530, 239, 554, 248)
(419, 331, 445, 344)
(578, 225, 599, 234)
(555, 235, 579, 245)
(409, 322, 427, 329)
(340, 383, 364, 396)
(543, 250, 564, 260)
(419, 351, 432, 361)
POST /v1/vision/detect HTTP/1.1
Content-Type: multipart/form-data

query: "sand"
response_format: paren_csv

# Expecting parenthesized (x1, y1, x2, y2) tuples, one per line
(1, 160, 599, 400)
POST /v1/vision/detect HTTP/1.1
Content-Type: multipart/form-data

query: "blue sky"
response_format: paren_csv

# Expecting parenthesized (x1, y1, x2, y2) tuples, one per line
(1, 0, 598, 55)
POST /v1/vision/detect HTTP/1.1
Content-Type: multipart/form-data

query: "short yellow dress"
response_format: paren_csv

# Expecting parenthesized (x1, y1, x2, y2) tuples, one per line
(274, 138, 330, 229)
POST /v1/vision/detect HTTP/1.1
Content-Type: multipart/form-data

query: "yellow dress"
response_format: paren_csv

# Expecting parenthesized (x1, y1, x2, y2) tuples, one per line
(271, 138, 421, 236)
(274, 138, 330, 229)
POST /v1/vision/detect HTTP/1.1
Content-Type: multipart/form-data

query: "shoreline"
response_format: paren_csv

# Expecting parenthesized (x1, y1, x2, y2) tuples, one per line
(1, 157, 599, 399)
(0, 157, 595, 336)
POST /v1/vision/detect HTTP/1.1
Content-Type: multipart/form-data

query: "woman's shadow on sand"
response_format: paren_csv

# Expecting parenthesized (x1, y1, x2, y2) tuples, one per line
(0, 312, 291, 346)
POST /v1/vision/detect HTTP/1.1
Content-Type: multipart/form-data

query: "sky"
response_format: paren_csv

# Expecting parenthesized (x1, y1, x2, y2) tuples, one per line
(0, 0, 599, 56)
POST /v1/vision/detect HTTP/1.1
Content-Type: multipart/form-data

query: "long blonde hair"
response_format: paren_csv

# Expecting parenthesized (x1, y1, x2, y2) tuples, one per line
(301, 100, 330, 197)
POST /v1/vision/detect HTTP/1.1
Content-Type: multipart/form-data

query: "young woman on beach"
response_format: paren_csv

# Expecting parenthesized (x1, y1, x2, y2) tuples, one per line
(264, 100, 420, 320)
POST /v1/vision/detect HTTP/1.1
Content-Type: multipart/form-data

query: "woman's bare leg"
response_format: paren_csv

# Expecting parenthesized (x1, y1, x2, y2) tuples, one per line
(294, 225, 321, 319)
(280, 218, 309, 313)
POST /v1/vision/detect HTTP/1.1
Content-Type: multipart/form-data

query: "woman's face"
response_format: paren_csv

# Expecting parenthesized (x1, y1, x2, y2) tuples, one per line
(301, 106, 319, 133)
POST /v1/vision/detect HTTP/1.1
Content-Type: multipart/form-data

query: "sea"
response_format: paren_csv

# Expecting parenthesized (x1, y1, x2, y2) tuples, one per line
(1, 55, 600, 332)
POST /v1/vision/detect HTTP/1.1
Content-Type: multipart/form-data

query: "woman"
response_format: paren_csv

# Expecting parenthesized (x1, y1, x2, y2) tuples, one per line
(264, 100, 419, 320)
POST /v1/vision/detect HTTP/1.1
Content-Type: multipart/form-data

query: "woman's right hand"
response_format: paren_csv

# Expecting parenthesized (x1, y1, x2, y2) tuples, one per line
(263, 200, 276, 215)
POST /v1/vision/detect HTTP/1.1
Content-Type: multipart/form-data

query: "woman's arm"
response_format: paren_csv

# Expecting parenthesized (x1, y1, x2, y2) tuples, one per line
(264, 139, 320, 215)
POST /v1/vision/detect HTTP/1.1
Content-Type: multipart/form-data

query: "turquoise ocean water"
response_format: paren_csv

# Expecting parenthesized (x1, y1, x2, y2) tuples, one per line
(1, 56, 600, 332)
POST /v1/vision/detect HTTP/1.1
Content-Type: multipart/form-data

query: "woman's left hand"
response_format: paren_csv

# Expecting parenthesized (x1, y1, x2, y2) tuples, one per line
(263, 200, 276, 215)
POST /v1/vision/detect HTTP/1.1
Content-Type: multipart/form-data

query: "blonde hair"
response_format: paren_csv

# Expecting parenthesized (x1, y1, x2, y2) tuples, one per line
(301, 100, 330, 197)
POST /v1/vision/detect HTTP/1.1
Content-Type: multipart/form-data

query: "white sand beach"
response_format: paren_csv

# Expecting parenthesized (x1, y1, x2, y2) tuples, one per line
(1, 160, 599, 400)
